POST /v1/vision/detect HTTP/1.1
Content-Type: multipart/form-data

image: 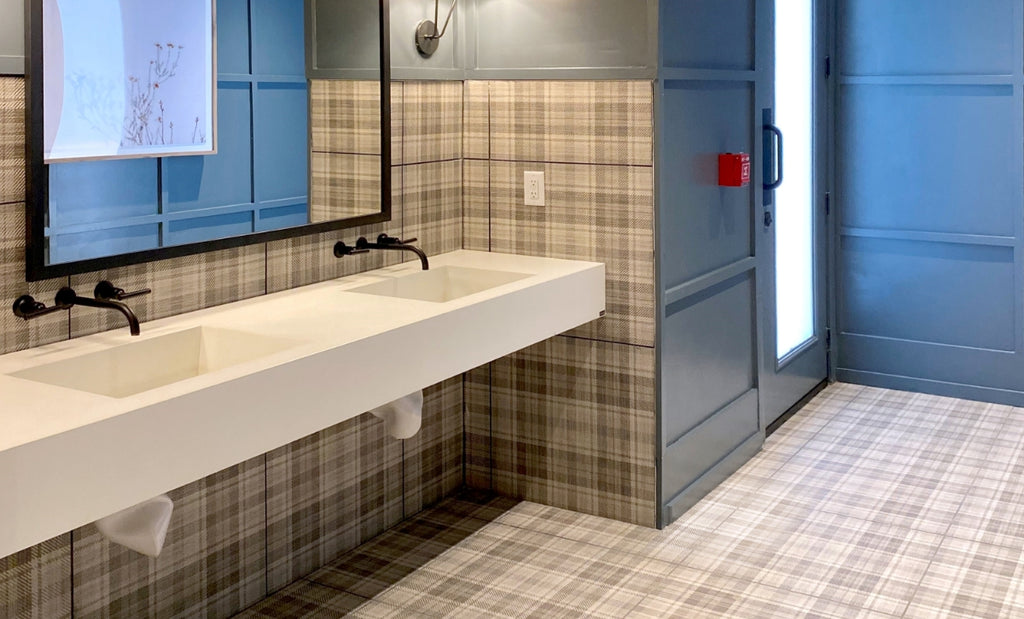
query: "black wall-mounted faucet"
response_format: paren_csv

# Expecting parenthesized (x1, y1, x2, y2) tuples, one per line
(352, 234, 430, 270)
(12, 281, 151, 336)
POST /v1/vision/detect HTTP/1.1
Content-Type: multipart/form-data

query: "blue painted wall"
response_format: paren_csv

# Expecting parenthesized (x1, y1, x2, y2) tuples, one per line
(47, 0, 309, 264)
(835, 0, 1024, 405)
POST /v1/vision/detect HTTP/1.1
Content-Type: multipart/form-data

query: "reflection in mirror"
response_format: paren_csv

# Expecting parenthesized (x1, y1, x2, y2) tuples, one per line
(28, 0, 389, 277)
(309, 81, 382, 224)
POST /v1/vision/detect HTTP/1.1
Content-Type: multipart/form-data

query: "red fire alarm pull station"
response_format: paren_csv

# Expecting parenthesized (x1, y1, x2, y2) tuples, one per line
(718, 153, 751, 187)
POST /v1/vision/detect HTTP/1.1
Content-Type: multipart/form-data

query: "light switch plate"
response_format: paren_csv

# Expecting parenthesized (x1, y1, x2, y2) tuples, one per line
(524, 171, 545, 206)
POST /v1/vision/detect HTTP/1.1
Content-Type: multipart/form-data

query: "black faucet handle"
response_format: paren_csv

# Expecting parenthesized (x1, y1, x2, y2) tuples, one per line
(13, 295, 45, 317)
(54, 286, 78, 308)
(94, 280, 151, 301)
(376, 233, 418, 246)
(12, 294, 69, 320)
(334, 241, 370, 258)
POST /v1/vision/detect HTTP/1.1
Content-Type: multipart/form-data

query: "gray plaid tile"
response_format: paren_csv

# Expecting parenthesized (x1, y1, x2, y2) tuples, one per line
(402, 81, 462, 165)
(235, 580, 368, 618)
(310, 152, 383, 223)
(489, 161, 654, 347)
(399, 160, 462, 260)
(72, 457, 266, 619)
(462, 160, 489, 252)
(463, 81, 489, 161)
(265, 414, 404, 593)
(0, 77, 25, 205)
(68, 244, 266, 337)
(310, 80, 401, 161)
(0, 536, 71, 619)
(0, 203, 68, 354)
(404, 378, 465, 517)
(488, 336, 657, 527)
(463, 364, 492, 490)
(905, 536, 1024, 619)
(307, 492, 514, 601)
(489, 81, 653, 166)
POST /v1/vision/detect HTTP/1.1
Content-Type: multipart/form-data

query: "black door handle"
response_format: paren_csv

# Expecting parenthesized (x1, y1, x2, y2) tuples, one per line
(763, 123, 784, 191)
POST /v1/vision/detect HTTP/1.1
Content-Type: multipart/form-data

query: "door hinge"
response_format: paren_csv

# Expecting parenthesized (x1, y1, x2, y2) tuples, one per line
(825, 192, 831, 216)
(825, 328, 832, 350)
(825, 56, 832, 79)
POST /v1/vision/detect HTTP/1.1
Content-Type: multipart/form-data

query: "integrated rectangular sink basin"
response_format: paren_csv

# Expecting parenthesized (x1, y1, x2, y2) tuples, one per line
(346, 265, 531, 303)
(10, 327, 301, 398)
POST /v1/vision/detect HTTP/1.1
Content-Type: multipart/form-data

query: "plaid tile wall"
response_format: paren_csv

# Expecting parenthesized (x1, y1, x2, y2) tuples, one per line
(402, 81, 462, 165)
(488, 337, 657, 527)
(68, 245, 267, 338)
(464, 365, 493, 489)
(0, 78, 25, 205)
(400, 160, 463, 259)
(404, 377, 465, 516)
(489, 161, 654, 347)
(463, 81, 490, 161)
(2, 75, 468, 618)
(265, 415, 404, 593)
(464, 81, 658, 528)
(72, 457, 266, 618)
(0, 537, 71, 619)
(462, 160, 490, 252)
(489, 81, 653, 166)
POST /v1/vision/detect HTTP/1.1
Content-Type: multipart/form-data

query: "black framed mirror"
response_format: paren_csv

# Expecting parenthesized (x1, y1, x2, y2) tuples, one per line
(24, 0, 391, 281)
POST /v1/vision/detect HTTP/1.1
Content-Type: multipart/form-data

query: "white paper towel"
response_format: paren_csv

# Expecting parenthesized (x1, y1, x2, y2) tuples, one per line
(369, 391, 424, 439)
(94, 494, 174, 557)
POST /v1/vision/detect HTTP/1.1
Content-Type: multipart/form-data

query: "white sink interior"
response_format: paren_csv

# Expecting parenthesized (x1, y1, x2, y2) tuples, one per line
(11, 327, 301, 398)
(347, 266, 531, 303)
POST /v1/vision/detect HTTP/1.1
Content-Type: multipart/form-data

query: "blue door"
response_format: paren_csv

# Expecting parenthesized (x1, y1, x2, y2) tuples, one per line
(835, 1, 1024, 405)
(759, 0, 830, 427)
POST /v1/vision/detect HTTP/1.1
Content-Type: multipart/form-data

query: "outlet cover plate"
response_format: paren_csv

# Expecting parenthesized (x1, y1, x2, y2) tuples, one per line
(524, 171, 545, 206)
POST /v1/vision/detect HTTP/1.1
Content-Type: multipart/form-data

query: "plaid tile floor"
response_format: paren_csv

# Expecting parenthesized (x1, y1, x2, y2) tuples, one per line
(238, 383, 1024, 618)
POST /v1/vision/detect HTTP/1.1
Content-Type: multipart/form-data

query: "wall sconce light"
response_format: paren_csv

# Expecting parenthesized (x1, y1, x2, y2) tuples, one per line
(415, 0, 457, 57)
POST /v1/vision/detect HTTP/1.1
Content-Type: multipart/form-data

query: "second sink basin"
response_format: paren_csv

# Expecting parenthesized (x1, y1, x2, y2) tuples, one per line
(11, 327, 301, 398)
(347, 265, 530, 303)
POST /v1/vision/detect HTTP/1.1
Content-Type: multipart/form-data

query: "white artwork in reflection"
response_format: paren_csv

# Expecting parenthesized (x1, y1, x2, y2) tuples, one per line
(43, 0, 215, 162)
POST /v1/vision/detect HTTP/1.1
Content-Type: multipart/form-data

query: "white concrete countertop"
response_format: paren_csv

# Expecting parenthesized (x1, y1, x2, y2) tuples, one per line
(0, 250, 604, 558)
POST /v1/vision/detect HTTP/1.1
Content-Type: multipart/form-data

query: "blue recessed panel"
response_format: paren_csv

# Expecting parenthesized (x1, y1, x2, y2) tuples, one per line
(839, 84, 1017, 237)
(217, 0, 251, 75)
(254, 83, 309, 202)
(661, 0, 754, 70)
(49, 224, 160, 264)
(839, 0, 1015, 76)
(48, 159, 158, 227)
(257, 202, 308, 231)
(163, 83, 253, 212)
(251, 0, 305, 76)
(165, 211, 254, 246)
(841, 237, 1015, 352)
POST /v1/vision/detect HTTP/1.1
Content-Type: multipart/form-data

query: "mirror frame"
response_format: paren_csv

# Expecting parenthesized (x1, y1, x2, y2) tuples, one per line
(23, 0, 392, 281)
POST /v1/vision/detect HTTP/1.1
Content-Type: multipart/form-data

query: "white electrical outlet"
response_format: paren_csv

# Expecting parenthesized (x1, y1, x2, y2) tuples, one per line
(524, 171, 545, 206)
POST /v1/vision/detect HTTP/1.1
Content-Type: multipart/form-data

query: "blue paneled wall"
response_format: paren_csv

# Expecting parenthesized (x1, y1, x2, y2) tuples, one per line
(48, 0, 309, 264)
(836, 0, 1024, 405)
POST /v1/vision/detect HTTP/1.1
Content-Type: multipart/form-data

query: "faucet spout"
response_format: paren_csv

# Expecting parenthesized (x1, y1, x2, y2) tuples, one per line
(352, 234, 430, 270)
(55, 287, 143, 336)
